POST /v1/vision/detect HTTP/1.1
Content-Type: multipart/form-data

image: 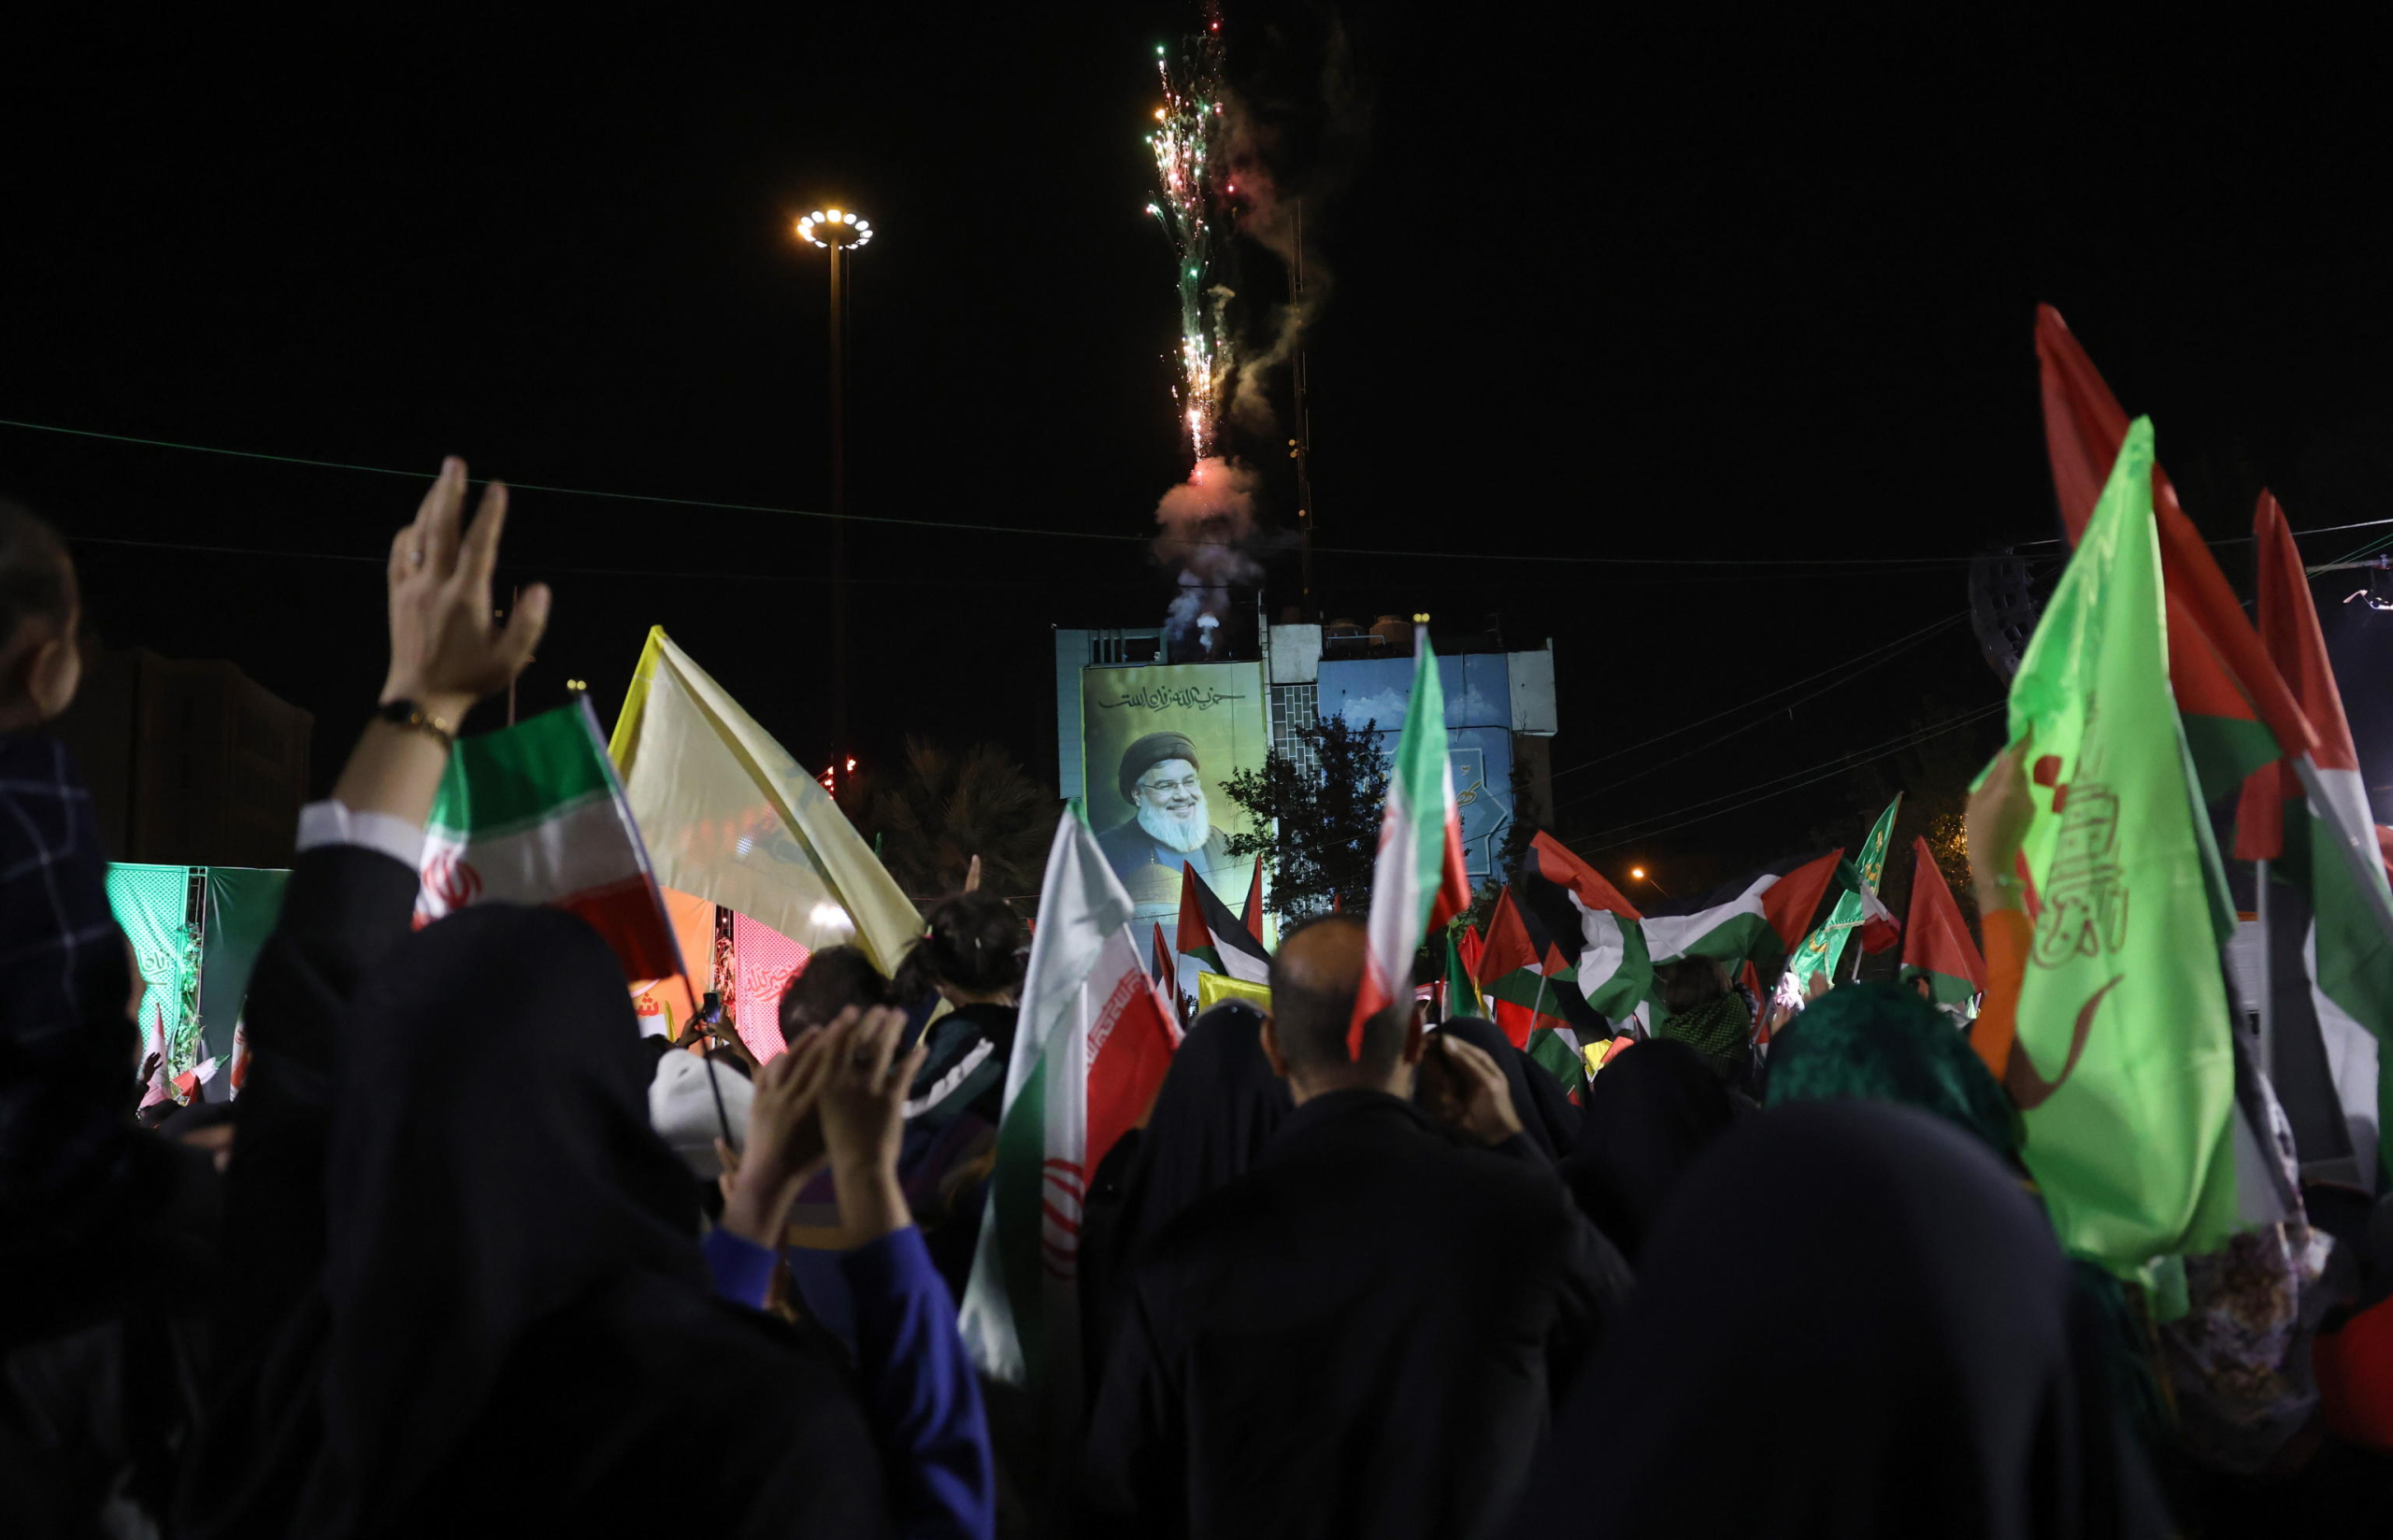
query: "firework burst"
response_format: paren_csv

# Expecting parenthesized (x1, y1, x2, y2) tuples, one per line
(1146, 8, 1230, 462)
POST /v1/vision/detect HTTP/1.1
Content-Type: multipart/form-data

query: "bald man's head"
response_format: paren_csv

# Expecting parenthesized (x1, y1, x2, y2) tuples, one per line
(1266, 914, 1410, 1081)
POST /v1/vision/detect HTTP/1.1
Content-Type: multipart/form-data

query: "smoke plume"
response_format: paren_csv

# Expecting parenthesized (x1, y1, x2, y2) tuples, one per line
(1154, 457, 1263, 653)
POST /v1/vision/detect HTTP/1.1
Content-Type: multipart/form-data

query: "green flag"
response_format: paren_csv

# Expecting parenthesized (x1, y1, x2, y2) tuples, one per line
(2004, 416, 2240, 1280)
(1788, 794, 1901, 988)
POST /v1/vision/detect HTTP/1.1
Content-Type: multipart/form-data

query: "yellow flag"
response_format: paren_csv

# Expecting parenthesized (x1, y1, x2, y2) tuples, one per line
(1196, 971, 1270, 1014)
(608, 627, 921, 978)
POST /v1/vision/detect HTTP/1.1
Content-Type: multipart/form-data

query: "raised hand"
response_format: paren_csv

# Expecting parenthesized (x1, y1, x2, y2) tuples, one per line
(1424, 1032, 1526, 1148)
(1967, 734, 2036, 914)
(381, 457, 550, 722)
(717, 1027, 838, 1248)
(817, 1005, 928, 1242)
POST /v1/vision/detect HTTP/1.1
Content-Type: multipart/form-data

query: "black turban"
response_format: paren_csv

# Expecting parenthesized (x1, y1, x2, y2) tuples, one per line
(1118, 732, 1200, 806)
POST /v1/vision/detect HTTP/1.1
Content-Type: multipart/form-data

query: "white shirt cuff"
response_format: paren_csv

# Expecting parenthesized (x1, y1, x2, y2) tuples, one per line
(295, 800, 427, 870)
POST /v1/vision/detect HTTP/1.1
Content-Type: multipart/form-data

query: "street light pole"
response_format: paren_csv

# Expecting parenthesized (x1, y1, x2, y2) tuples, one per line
(795, 207, 873, 801)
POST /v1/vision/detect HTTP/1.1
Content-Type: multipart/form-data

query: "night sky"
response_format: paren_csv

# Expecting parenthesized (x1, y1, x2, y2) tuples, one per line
(8, 10, 2393, 888)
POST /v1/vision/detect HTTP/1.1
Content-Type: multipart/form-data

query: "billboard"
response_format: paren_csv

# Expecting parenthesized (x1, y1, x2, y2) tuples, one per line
(1317, 654, 1519, 887)
(1082, 662, 1268, 921)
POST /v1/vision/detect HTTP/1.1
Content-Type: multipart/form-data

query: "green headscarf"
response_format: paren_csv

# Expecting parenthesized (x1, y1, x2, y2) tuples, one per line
(1768, 982, 2170, 1445)
(1765, 982, 2024, 1161)
(1654, 991, 1753, 1082)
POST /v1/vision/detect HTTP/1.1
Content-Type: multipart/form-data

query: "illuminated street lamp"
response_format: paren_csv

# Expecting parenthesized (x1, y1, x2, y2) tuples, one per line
(793, 207, 873, 800)
(1628, 865, 1672, 898)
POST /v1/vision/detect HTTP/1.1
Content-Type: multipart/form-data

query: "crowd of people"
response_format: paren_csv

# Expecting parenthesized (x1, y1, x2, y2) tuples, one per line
(5, 462, 2392, 1537)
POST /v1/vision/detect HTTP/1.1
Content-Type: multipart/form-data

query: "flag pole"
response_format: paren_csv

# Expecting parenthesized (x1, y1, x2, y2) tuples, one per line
(2255, 857, 2274, 1083)
(1529, 970, 1550, 1027)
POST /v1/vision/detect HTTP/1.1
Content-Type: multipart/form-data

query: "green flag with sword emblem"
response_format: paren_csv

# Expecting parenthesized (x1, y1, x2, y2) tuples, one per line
(2003, 415, 2241, 1281)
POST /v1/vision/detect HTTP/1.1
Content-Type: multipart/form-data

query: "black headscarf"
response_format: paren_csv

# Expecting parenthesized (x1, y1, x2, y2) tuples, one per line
(1080, 1002, 1290, 1397)
(1508, 1102, 2169, 1539)
(1103, 1001, 1291, 1268)
(193, 905, 884, 1539)
(1557, 1036, 1735, 1260)
(1428, 1016, 1579, 1161)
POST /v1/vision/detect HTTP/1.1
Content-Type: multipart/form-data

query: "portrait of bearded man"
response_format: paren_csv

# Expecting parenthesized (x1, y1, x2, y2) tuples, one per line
(1096, 731, 1239, 897)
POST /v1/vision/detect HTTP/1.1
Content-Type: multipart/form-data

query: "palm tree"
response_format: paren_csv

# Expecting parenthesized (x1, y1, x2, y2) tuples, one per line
(864, 736, 1058, 903)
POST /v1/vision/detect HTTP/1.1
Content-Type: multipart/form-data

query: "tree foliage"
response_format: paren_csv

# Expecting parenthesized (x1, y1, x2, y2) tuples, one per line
(860, 735, 1058, 903)
(1219, 715, 1388, 926)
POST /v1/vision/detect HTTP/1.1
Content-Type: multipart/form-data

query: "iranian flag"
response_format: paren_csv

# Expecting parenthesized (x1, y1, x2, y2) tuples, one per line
(960, 811, 1182, 1395)
(1897, 836, 1985, 1023)
(1176, 861, 1271, 985)
(1348, 633, 1474, 1059)
(1788, 795, 1902, 988)
(1577, 849, 1845, 1017)
(2243, 492, 2393, 1184)
(415, 700, 682, 982)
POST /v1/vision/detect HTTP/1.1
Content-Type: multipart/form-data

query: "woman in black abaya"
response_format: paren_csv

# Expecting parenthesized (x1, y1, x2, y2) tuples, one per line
(1508, 1102, 2168, 1539)
(1428, 1016, 1581, 1161)
(186, 904, 886, 1538)
(1556, 1037, 1737, 1261)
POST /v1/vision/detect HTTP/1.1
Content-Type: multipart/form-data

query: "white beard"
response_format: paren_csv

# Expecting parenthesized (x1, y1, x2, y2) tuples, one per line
(1137, 798, 1213, 854)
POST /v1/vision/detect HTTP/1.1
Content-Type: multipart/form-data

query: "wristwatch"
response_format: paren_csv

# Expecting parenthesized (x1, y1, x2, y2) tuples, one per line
(378, 698, 458, 751)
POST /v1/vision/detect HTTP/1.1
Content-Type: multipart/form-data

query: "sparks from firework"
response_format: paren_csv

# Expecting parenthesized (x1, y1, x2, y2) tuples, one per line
(1145, 10, 1230, 462)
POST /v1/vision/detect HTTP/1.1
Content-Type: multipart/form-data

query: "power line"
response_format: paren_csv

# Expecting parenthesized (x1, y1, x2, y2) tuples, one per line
(5, 415, 1993, 570)
(62, 534, 1096, 592)
(1548, 614, 1973, 814)
(1567, 702, 2008, 852)
(1546, 612, 1970, 788)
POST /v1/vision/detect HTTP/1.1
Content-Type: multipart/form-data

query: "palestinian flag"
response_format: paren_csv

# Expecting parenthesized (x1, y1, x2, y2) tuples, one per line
(1898, 836, 1985, 1023)
(1349, 633, 1473, 1059)
(1443, 920, 1486, 1021)
(1176, 862, 1270, 984)
(1480, 887, 1563, 1044)
(960, 811, 1181, 1397)
(2243, 492, 2393, 1183)
(1150, 920, 1182, 1023)
(416, 700, 682, 982)
(1577, 849, 1845, 1017)
(1525, 1024, 1587, 1105)
(1240, 861, 1267, 945)
(1789, 795, 1902, 988)
(2039, 306, 2318, 818)
(1491, 834, 1639, 1031)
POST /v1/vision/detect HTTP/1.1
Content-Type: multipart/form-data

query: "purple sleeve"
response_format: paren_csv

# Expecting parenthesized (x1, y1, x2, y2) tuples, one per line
(701, 1225, 779, 1310)
(838, 1226, 996, 1540)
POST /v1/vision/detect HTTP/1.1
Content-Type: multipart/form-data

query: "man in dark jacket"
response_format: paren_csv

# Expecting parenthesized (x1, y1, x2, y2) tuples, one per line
(1082, 915, 1631, 1540)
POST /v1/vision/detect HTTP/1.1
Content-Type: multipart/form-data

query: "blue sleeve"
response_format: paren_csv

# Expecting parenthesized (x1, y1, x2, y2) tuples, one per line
(701, 1225, 779, 1311)
(838, 1226, 996, 1540)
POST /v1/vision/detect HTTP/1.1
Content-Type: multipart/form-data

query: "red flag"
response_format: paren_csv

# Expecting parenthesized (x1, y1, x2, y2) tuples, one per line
(1900, 837, 1986, 993)
(1479, 886, 1538, 982)
(1759, 849, 1845, 956)
(2037, 306, 2316, 838)
(1241, 861, 1266, 943)
(1457, 922, 1483, 985)
(1527, 832, 1641, 926)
